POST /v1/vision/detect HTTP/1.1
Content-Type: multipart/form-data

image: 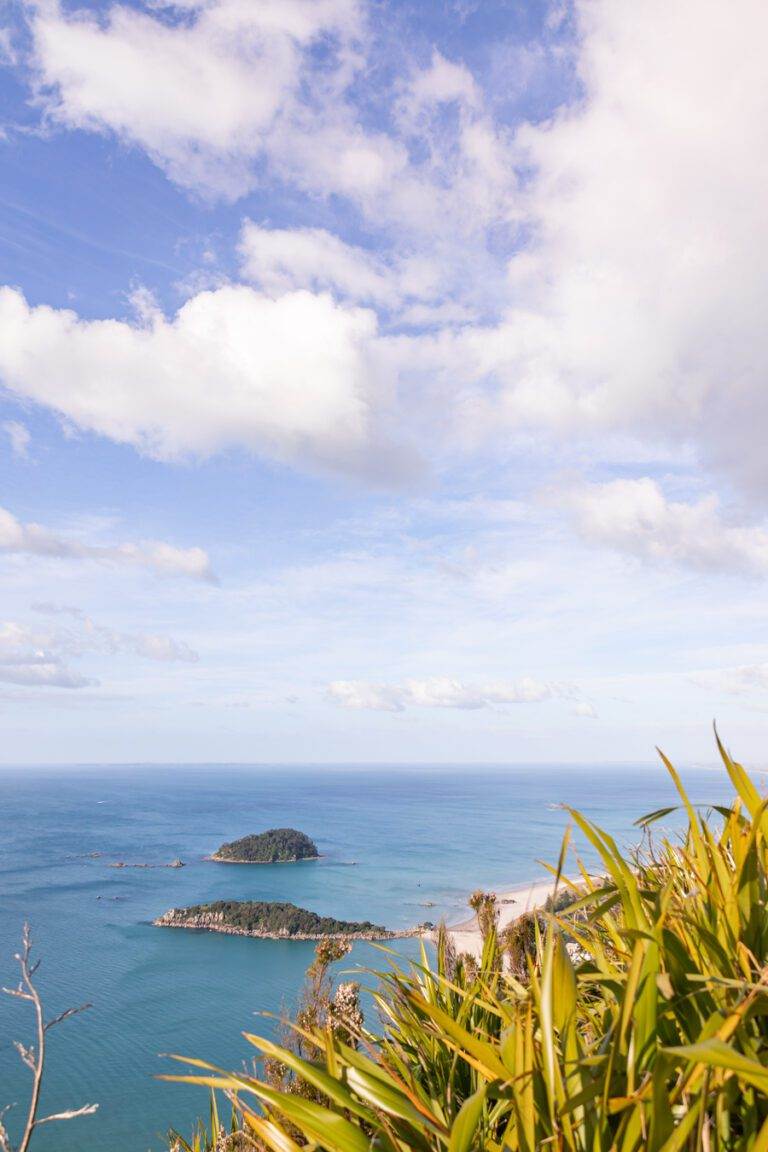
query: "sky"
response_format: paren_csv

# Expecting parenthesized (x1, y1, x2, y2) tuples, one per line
(0, 0, 767, 765)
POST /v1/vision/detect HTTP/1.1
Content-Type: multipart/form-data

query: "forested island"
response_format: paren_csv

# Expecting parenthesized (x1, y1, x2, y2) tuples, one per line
(153, 900, 404, 940)
(210, 828, 319, 863)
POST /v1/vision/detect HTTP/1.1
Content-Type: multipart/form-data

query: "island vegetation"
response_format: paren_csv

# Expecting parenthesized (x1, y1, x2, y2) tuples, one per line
(154, 900, 394, 940)
(167, 733, 768, 1152)
(210, 828, 318, 864)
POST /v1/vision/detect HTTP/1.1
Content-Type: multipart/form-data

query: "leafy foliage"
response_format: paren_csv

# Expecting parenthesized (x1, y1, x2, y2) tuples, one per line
(213, 830, 319, 864)
(166, 733, 768, 1152)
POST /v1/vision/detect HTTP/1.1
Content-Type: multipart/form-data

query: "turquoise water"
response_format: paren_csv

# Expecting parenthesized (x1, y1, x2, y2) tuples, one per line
(0, 764, 736, 1151)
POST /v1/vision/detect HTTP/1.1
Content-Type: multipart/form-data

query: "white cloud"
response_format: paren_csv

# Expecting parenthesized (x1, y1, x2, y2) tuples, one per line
(2, 420, 31, 459)
(0, 621, 95, 688)
(32, 604, 199, 664)
(22, 0, 514, 243)
(22, 0, 421, 216)
(433, 0, 768, 493)
(238, 223, 397, 305)
(328, 680, 405, 711)
(0, 285, 412, 481)
(0, 26, 19, 67)
(28, 0, 364, 200)
(385, 54, 516, 240)
(562, 479, 768, 577)
(238, 222, 460, 317)
(328, 675, 579, 712)
(404, 50, 479, 113)
(205, 0, 768, 496)
(0, 607, 199, 690)
(0, 502, 214, 581)
(9, 0, 768, 511)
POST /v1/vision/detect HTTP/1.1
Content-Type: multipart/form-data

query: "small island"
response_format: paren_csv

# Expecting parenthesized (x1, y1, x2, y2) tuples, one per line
(153, 900, 407, 940)
(210, 828, 319, 864)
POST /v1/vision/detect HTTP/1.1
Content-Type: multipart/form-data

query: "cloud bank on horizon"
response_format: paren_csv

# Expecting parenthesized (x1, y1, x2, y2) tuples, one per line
(0, 0, 766, 762)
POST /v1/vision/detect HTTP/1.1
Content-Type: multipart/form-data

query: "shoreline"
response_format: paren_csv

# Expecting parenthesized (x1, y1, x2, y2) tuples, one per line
(152, 875, 582, 954)
(445, 874, 583, 959)
(206, 854, 321, 864)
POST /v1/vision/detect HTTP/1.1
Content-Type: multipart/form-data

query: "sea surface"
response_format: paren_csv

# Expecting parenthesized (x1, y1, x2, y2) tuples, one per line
(0, 763, 739, 1151)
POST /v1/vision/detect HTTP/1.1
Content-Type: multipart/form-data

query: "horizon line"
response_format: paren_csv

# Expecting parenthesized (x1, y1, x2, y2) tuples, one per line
(0, 759, 741, 771)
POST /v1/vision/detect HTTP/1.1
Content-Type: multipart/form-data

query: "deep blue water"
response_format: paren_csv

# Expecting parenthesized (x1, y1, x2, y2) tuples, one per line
(0, 764, 738, 1151)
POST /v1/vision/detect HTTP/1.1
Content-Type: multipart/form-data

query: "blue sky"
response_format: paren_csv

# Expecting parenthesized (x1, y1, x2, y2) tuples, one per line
(0, 0, 767, 764)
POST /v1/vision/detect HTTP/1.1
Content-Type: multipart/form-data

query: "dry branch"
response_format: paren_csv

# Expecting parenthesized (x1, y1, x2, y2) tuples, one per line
(1, 925, 98, 1152)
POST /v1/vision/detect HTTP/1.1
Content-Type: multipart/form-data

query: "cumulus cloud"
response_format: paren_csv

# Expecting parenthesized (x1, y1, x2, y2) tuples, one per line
(238, 222, 457, 317)
(8, 0, 768, 502)
(562, 479, 768, 577)
(238, 223, 397, 305)
(432, 0, 768, 493)
(21, 0, 513, 241)
(0, 285, 414, 480)
(22, 0, 425, 217)
(27, 0, 365, 200)
(328, 675, 581, 712)
(0, 502, 214, 581)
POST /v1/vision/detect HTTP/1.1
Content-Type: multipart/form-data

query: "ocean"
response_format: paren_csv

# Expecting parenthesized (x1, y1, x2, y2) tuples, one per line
(0, 763, 737, 1151)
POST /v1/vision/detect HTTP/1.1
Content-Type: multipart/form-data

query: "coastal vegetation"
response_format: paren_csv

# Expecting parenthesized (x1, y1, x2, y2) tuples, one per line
(165, 734, 768, 1152)
(168, 938, 363, 1152)
(211, 829, 319, 864)
(155, 900, 390, 939)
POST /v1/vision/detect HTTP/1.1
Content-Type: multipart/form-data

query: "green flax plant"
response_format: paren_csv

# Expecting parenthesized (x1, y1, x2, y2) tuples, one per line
(165, 733, 768, 1152)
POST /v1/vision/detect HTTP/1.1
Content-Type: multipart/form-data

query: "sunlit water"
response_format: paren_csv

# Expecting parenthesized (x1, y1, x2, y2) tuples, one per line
(0, 764, 736, 1150)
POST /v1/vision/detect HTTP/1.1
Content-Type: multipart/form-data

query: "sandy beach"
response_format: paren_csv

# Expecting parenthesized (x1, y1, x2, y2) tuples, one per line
(446, 875, 580, 958)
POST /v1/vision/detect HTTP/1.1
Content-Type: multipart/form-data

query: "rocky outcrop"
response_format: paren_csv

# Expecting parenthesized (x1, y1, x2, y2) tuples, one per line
(153, 902, 429, 941)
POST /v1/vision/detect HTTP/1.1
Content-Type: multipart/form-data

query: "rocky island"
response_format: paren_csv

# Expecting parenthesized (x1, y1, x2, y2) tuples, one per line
(210, 828, 319, 864)
(153, 900, 407, 940)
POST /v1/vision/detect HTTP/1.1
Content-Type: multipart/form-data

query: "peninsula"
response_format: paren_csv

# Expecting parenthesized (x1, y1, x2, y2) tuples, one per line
(154, 900, 405, 940)
(210, 828, 319, 864)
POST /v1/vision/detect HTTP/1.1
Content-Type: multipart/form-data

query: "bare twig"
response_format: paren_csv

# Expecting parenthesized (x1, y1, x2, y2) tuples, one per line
(44, 1003, 92, 1032)
(2, 925, 98, 1152)
(35, 1105, 99, 1126)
